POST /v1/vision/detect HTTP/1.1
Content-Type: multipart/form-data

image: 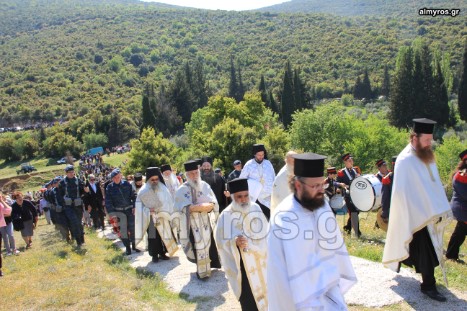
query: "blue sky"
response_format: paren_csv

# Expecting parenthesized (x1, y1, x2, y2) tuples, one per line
(140, 0, 290, 11)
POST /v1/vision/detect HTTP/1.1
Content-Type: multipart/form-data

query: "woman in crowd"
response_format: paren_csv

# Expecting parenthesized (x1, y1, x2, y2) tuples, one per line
(0, 192, 13, 276)
(446, 149, 467, 263)
(0, 192, 19, 256)
(11, 191, 38, 249)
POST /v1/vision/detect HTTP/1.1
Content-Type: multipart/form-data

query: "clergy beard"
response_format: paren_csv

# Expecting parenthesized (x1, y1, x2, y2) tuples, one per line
(255, 158, 263, 164)
(297, 192, 325, 212)
(135, 183, 143, 189)
(231, 200, 251, 213)
(150, 182, 159, 191)
(187, 175, 202, 191)
(415, 140, 435, 164)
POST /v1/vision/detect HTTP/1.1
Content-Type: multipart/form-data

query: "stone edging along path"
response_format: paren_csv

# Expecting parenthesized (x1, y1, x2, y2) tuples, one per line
(97, 229, 467, 311)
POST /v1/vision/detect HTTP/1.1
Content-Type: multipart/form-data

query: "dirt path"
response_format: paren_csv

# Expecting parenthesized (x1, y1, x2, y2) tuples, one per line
(98, 229, 467, 311)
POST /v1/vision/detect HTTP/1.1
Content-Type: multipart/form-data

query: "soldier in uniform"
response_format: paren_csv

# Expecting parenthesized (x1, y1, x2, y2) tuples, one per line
(336, 153, 361, 238)
(105, 168, 138, 255)
(56, 165, 89, 247)
(227, 160, 242, 182)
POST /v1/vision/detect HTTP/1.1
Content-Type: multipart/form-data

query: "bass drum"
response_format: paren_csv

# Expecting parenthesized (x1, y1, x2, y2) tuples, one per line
(349, 174, 382, 212)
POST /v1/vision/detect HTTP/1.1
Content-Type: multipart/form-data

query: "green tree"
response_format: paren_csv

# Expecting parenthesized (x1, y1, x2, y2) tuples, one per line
(43, 132, 84, 158)
(228, 55, 239, 101)
(381, 65, 390, 97)
(125, 127, 179, 174)
(390, 46, 414, 128)
(82, 133, 109, 150)
(258, 74, 268, 106)
(280, 61, 294, 127)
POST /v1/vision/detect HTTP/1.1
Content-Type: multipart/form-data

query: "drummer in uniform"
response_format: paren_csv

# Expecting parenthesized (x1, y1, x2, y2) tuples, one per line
(375, 159, 390, 182)
(380, 156, 397, 223)
(325, 167, 346, 216)
(336, 153, 361, 238)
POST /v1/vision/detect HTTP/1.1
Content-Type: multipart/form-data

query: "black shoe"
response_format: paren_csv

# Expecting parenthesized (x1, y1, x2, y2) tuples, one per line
(421, 288, 447, 302)
(132, 248, 141, 253)
(152, 256, 159, 263)
(446, 257, 466, 264)
(0, 270, 3, 277)
(343, 226, 351, 234)
(159, 254, 170, 260)
(125, 246, 132, 256)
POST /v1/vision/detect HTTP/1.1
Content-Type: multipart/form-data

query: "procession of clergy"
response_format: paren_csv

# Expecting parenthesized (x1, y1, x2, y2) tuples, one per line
(119, 118, 454, 310)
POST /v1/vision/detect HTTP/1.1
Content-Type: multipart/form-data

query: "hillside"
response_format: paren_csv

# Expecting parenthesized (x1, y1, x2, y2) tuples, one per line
(258, 0, 467, 17)
(0, 0, 465, 127)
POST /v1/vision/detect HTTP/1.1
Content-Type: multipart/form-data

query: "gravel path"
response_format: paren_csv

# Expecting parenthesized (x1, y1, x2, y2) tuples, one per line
(98, 229, 467, 310)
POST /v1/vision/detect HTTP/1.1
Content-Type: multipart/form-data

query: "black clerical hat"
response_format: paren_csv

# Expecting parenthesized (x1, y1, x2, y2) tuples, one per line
(184, 160, 199, 172)
(228, 178, 249, 194)
(392, 156, 397, 163)
(161, 164, 171, 173)
(201, 156, 213, 165)
(293, 153, 326, 177)
(460, 150, 467, 161)
(146, 167, 161, 180)
(413, 118, 436, 134)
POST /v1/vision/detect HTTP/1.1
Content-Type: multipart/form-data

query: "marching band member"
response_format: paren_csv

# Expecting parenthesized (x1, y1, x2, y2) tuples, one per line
(174, 160, 221, 279)
(215, 178, 269, 311)
(375, 159, 389, 182)
(337, 153, 361, 238)
(268, 153, 357, 310)
(383, 118, 451, 302)
(240, 144, 275, 221)
(445, 149, 467, 263)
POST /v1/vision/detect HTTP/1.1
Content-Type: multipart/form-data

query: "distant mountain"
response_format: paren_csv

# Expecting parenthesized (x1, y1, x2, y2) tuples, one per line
(258, 0, 466, 17)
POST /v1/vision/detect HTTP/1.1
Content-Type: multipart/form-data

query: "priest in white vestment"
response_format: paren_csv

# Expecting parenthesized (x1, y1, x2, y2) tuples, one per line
(270, 150, 297, 214)
(268, 153, 357, 311)
(161, 164, 181, 199)
(174, 160, 221, 279)
(240, 144, 275, 220)
(383, 118, 451, 302)
(135, 167, 178, 262)
(215, 178, 269, 311)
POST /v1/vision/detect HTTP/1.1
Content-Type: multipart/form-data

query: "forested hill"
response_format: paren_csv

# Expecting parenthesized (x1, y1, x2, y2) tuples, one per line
(258, 0, 466, 17)
(0, 0, 465, 126)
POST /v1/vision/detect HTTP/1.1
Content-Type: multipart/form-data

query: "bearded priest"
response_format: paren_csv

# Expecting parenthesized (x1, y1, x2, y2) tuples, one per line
(134, 167, 178, 262)
(174, 160, 221, 279)
(215, 178, 269, 311)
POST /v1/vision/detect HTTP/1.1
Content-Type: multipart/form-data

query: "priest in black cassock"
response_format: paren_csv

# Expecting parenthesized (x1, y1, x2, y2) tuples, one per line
(200, 156, 228, 213)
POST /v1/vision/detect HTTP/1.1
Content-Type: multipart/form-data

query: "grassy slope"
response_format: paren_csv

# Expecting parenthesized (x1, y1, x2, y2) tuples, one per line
(1, 218, 193, 310)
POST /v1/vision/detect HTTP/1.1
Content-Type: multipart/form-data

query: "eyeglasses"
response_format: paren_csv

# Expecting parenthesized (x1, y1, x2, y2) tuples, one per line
(299, 180, 328, 190)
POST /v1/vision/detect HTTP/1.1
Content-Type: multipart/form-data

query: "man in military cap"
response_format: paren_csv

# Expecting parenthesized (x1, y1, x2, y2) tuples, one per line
(375, 159, 390, 182)
(227, 160, 242, 182)
(268, 153, 357, 310)
(383, 118, 451, 302)
(240, 144, 276, 220)
(56, 165, 89, 247)
(105, 168, 138, 255)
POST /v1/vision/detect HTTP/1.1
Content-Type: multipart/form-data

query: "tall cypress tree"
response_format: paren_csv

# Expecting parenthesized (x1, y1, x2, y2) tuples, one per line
(381, 65, 391, 97)
(193, 61, 208, 109)
(459, 41, 467, 121)
(168, 70, 194, 126)
(237, 61, 245, 102)
(228, 55, 239, 101)
(433, 61, 449, 126)
(141, 84, 156, 131)
(353, 76, 363, 99)
(293, 68, 308, 110)
(280, 61, 295, 127)
(268, 90, 280, 115)
(258, 75, 268, 107)
(361, 69, 373, 99)
(390, 46, 414, 128)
